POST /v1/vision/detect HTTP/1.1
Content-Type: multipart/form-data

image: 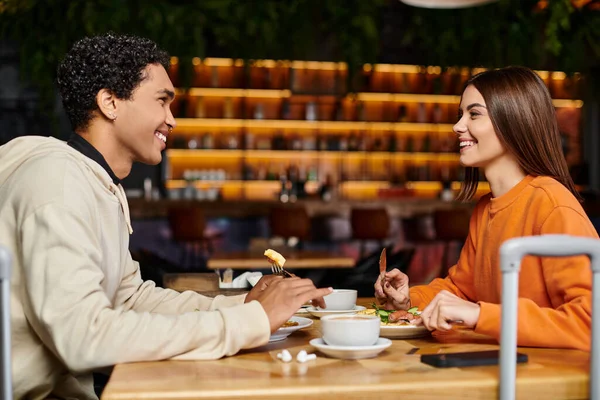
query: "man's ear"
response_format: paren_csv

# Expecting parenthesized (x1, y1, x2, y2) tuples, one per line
(96, 89, 118, 121)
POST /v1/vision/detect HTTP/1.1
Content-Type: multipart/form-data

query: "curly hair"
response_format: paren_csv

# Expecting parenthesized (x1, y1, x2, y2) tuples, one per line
(57, 32, 170, 131)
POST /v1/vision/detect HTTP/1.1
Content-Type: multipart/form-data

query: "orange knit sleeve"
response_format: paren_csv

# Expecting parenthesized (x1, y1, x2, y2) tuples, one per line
(475, 206, 596, 351)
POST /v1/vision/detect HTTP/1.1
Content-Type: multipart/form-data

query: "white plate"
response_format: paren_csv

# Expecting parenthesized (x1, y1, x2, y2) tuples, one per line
(380, 324, 430, 339)
(306, 305, 366, 318)
(310, 337, 392, 359)
(269, 316, 313, 342)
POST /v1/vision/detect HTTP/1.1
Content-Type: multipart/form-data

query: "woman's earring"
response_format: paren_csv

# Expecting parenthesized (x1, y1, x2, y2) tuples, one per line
(109, 113, 117, 121)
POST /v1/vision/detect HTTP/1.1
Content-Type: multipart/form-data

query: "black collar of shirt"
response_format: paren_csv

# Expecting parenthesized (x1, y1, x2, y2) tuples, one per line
(67, 133, 121, 185)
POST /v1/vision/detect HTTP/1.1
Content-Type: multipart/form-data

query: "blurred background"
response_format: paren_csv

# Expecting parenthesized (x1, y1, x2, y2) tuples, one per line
(1, 0, 599, 295)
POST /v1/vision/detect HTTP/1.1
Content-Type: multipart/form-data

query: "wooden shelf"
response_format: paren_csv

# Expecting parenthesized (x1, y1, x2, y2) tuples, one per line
(187, 88, 291, 98)
(355, 92, 582, 108)
(165, 149, 459, 163)
(165, 179, 487, 192)
(174, 118, 455, 132)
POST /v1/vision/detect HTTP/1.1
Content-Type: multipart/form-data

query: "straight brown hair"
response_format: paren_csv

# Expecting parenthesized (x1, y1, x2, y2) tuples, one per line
(456, 66, 581, 202)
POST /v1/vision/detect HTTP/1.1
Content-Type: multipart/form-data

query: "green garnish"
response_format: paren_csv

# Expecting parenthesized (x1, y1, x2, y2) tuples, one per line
(371, 303, 395, 323)
(407, 306, 419, 315)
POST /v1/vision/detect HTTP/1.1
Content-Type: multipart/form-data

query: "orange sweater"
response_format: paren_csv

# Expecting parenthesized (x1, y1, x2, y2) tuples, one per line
(410, 175, 596, 351)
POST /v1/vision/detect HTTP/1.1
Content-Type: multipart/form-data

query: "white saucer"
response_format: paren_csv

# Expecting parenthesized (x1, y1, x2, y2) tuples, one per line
(306, 305, 366, 318)
(310, 337, 392, 359)
(269, 316, 313, 342)
(380, 324, 430, 339)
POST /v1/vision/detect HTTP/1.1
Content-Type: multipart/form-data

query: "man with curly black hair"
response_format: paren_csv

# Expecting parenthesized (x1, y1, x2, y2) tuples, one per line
(0, 32, 332, 400)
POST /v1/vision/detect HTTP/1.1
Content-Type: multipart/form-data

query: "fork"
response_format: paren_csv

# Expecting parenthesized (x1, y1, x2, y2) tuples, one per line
(270, 262, 294, 278)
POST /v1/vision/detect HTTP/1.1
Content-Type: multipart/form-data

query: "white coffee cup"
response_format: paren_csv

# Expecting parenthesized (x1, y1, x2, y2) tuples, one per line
(321, 314, 380, 347)
(322, 289, 357, 310)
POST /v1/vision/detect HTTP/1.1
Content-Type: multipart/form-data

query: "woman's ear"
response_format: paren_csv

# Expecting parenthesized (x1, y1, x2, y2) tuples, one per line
(96, 89, 118, 121)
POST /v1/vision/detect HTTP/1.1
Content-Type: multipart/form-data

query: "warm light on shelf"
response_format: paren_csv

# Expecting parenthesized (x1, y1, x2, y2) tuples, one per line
(356, 92, 461, 104)
(365, 64, 421, 74)
(167, 149, 244, 159)
(173, 118, 455, 133)
(187, 88, 291, 98)
(166, 149, 459, 163)
(552, 99, 583, 108)
(291, 61, 347, 70)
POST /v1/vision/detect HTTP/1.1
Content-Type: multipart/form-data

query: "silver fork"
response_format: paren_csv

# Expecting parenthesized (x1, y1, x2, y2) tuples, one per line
(270, 263, 293, 278)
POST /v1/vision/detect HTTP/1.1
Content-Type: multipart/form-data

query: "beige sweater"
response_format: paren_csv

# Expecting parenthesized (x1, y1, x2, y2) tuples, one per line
(0, 136, 271, 399)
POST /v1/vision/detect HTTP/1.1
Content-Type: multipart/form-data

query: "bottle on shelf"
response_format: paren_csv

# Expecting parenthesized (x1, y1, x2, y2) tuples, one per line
(201, 132, 214, 149)
(306, 102, 317, 121)
(319, 173, 334, 202)
(397, 105, 409, 122)
(211, 66, 219, 88)
(416, 103, 427, 123)
(348, 132, 359, 152)
(432, 103, 443, 123)
(223, 98, 234, 119)
(422, 133, 431, 153)
(254, 103, 264, 120)
(194, 97, 205, 118)
(281, 99, 291, 120)
(187, 135, 200, 150)
(333, 99, 344, 121)
(355, 101, 365, 121)
(388, 132, 397, 152)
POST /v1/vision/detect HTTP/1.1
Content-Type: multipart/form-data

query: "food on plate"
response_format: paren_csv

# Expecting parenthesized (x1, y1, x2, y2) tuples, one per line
(264, 249, 286, 267)
(281, 320, 300, 328)
(358, 304, 423, 326)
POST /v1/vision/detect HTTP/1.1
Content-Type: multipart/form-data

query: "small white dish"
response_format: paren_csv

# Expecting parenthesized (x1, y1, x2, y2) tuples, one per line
(379, 324, 430, 339)
(269, 316, 313, 342)
(306, 305, 366, 318)
(309, 337, 392, 360)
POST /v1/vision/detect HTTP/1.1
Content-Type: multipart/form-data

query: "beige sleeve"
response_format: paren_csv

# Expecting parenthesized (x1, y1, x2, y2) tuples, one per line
(19, 204, 270, 373)
(114, 254, 246, 315)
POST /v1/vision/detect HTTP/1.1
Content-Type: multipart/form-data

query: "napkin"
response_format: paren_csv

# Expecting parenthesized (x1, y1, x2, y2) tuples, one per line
(219, 271, 263, 288)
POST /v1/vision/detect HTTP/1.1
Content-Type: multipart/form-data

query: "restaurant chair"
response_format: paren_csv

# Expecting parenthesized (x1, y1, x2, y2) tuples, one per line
(268, 207, 311, 248)
(433, 208, 470, 276)
(350, 208, 390, 258)
(167, 206, 222, 268)
(0, 246, 12, 400)
(499, 235, 599, 400)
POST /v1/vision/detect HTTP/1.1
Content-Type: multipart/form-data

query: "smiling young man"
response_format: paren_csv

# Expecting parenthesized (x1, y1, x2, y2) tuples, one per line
(0, 33, 331, 400)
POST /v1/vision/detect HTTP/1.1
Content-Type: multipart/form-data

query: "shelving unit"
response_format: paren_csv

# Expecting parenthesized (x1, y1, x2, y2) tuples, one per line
(165, 57, 584, 202)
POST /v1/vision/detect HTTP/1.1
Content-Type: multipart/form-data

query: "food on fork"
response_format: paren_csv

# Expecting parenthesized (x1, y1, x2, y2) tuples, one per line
(264, 249, 286, 268)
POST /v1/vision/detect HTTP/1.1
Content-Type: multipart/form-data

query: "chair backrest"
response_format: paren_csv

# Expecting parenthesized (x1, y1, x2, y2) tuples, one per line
(269, 207, 311, 241)
(499, 235, 599, 400)
(433, 208, 470, 242)
(350, 208, 390, 241)
(0, 246, 12, 400)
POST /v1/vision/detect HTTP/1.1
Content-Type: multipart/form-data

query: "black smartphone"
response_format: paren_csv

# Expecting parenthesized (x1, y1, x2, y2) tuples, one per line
(420, 350, 528, 368)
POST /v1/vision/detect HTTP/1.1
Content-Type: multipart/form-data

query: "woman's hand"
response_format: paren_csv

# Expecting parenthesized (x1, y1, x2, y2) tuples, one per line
(420, 290, 480, 331)
(374, 268, 411, 310)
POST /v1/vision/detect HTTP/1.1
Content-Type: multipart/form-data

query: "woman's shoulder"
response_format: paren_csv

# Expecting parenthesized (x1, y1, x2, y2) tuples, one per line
(528, 176, 582, 209)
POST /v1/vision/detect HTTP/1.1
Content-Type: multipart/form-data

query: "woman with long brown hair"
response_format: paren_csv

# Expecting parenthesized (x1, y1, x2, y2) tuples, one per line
(374, 66, 596, 351)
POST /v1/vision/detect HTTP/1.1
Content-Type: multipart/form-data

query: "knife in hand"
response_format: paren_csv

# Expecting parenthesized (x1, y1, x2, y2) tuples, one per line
(379, 248, 387, 284)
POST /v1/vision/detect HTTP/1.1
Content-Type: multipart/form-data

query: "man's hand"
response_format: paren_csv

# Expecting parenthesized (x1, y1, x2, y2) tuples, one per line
(374, 268, 411, 310)
(420, 290, 480, 331)
(244, 275, 281, 304)
(251, 277, 333, 333)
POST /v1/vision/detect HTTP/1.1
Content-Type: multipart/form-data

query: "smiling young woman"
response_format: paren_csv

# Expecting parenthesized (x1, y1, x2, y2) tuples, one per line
(375, 66, 596, 352)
